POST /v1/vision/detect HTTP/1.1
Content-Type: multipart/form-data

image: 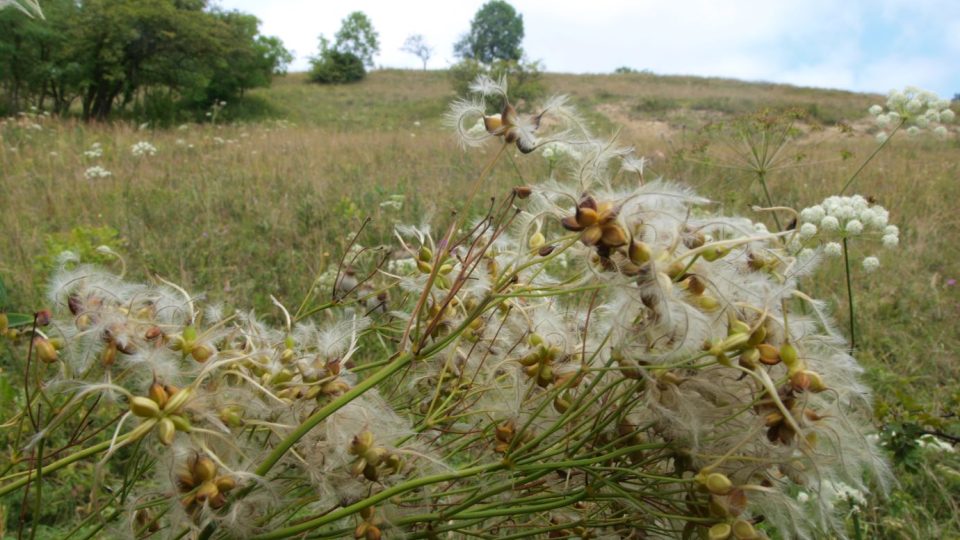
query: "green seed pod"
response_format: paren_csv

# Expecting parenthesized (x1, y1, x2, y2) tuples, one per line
(708, 523, 732, 540)
(696, 295, 720, 311)
(731, 519, 759, 539)
(739, 347, 760, 369)
(706, 472, 733, 495)
(364, 447, 386, 467)
(702, 245, 729, 262)
(190, 343, 215, 363)
(438, 263, 454, 275)
(183, 325, 198, 343)
(729, 320, 751, 335)
(157, 417, 176, 446)
(416, 260, 432, 274)
(169, 414, 192, 432)
(528, 231, 546, 250)
(747, 325, 766, 346)
(194, 480, 219, 503)
(780, 342, 799, 368)
(350, 431, 375, 455)
(163, 387, 191, 413)
(130, 396, 161, 418)
(418, 246, 433, 262)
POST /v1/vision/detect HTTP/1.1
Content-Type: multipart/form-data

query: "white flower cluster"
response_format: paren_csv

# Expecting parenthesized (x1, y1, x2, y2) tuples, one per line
(870, 87, 955, 141)
(131, 140, 157, 157)
(83, 142, 103, 159)
(798, 195, 899, 272)
(83, 165, 112, 179)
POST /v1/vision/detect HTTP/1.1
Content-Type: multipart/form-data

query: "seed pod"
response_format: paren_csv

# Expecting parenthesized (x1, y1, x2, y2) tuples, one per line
(194, 480, 219, 504)
(684, 231, 706, 249)
(360, 506, 375, 520)
(193, 456, 217, 482)
(364, 447, 386, 467)
(35, 310, 52, 326)
(191, 344, 215, 363)
(792, 370, 826, 392)
(145, 326, 163, 341)
(416, 260, 432, 274)
(164, 386, 191, 413)
(739, 348, 760, 369)
(176, 471, 196, 491)
(601, 224, 628, 247)
(350, 458, 367, 477)
(538, 244, 556, 256)
(438, 263, 454, 275)
(215, 475, 237, 492)
(756, 344, 779, 365)
(365, 525, 382, 540)
(34, 337, 58, 363)
(731, 519, 759, 539)
(130, 396, 161, 418)
(576, 207, 598, 227)
(528, 232, 546, 250)
(157, 418, 176, 446)
(685, 275, 706, 296)
(362, 462, 379, 481)
(149, 382, 169, 408)
(708, 523, 732, 540)
(702, 246, 730, 262)
(696, 295, 720, 311)
(169, 414, 192, 432)
(706, 472, 733, 495)
(354, 523, 370, 539)
(747, 325, 766, 346)
(350, 431, 375, 455)
(67, 295, 83, 316)
(513, 186, 533, 199)
(729, 320, 750, 335)
(495, 421, 514, 442)
(779, 342, 799, 368)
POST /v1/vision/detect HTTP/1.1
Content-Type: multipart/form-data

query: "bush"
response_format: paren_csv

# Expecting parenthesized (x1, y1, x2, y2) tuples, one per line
(309, 50, 366, 84)
(450, 58, 544, 105)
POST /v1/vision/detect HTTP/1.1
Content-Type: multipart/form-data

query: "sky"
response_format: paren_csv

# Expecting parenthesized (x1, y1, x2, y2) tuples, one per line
(216, 0, 960, 98)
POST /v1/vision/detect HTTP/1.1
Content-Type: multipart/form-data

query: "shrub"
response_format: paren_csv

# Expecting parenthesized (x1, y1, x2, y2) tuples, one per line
(309, 49, 366, 84)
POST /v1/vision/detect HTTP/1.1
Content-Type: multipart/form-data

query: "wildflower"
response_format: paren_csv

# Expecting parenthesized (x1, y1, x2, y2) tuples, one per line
(868, 104, 883, 116)
(820, 215, 840, 231)
(798, 222, 817, 240)
(824, 242, 843, 257)
(882, 234, 899, 248)
(845, 219, 863, 236)
(862, 256, 880, 273)
(933, 126, 949, 138)
(84, 142, 103, 158)
(131, 141, 157, 157)
(84, 166, 112, 179)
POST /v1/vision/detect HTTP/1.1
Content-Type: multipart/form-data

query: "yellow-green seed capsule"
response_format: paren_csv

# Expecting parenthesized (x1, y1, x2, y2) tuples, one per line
(191, 344, 215, 363)
(215, 475, 236, 492)
(158, 417, 176, 445)
(149, 382, 169, 408)
(780, 342, 799, 368)
(708, 523, 732, 540)
(169, 414, 192, 432)
(706, 472, 733, 495)
(702, 246, 729, 262)
(438, 263, 454, 275)
(418, 246, 433, 262)
(193, 456, 217, 482)
(528, 231, 546, 250)
(34, 338, 58, 363)
(731, 519, 759, 539)
(747, 325, 766, 346)
(130, 396, 161, 418)
(729, 320, 751, 335)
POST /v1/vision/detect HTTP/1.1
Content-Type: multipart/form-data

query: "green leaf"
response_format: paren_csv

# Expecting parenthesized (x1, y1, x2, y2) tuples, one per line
(0, 274, 7, 308)
(5, 313, 33, 328)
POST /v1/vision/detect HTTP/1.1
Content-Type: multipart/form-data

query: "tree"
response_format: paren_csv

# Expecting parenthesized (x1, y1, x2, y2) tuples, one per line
(454, 0, 523, 64)
(401, 34, 432, 71)
(334, 11, 379, 68)
(309, 35, 365, 84)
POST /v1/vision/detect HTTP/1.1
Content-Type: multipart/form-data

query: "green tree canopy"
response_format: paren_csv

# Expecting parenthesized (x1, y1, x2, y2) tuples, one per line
(334, 11, 379, 68)
(454, 0, 524, 64)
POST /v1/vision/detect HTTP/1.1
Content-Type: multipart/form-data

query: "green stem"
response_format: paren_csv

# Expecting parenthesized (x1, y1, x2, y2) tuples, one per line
(757, 171, 782, 232)
(840, 119, 903, 195)
(28, 438, 43, 540)
(253, 352, 413, 477)
(842, 238, 856, 350)
(249, 462, 505, 539)
(0, 422, 149, 498)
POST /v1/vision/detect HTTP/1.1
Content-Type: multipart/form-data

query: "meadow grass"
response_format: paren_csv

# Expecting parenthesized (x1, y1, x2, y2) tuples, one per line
(1, 69, 958, 538)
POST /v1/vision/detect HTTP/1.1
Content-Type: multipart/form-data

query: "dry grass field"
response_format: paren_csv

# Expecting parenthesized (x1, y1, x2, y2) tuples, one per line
(1, 69, 958, 537)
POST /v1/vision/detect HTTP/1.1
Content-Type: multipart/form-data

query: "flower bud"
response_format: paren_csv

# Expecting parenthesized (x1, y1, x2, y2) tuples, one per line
(130, 396, 160, 418)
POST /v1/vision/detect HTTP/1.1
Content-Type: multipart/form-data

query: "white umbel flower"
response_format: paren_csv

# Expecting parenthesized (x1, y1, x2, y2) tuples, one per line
(862, 256, 880, 273)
